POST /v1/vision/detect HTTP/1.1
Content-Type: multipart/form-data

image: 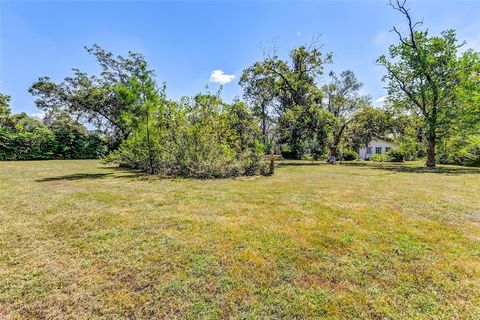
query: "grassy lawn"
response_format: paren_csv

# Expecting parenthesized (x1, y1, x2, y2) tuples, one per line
(1, 160, 479, 319)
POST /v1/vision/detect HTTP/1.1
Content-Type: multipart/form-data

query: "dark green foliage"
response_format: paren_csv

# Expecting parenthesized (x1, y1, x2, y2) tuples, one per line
(0, 96, 106, 160)
(280, 149, 298, 160)
(346, 107, 396, 151)
(437, 135, 480, 167)
(44, 111, 108, 159)
(240, 42, 334, 159)
(323, 70, 369, 159)
(342, 150, 358, 161)
(387, 148, 406, 162)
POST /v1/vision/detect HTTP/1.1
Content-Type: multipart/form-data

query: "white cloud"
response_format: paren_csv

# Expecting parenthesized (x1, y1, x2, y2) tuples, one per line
(29, 112, 45, 120)
(374, 96, 387, 106)
(209, 70, 235, 85)
(297, 31, 302, 37)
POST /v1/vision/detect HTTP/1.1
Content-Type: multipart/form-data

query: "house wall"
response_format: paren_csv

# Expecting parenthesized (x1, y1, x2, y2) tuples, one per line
(359, 139, 397, 160)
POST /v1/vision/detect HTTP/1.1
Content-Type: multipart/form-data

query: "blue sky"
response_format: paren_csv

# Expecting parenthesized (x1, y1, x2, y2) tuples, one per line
(1, 0, 479, 116)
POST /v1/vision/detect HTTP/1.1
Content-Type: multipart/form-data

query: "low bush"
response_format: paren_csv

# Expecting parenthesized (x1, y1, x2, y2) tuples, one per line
(109, 94, 270, 178)
(438, 135, 480, 167)
(369, 154, 390, 162)
(387, 148, 405, 162)
(342, 150, 358, 161)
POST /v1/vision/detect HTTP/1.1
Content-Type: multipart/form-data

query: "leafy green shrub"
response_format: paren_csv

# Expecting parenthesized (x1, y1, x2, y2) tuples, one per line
(110, 94, 269, 178)
(397, 139, 423, 161)
(387, 148, 405, 162)
(369, 154, 390, 162)
(438, 135, 480, 167)
(342, 150, 358, 161)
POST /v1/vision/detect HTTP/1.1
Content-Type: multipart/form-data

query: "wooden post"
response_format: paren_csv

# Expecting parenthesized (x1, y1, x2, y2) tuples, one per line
(269, 149, 275, 175)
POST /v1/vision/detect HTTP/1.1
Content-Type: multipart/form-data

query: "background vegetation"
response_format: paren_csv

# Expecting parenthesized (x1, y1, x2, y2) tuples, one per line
(2, 1, 478, 173)
(0, 94, 106, 160)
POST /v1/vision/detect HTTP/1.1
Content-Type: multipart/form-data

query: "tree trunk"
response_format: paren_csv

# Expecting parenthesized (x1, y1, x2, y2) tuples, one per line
(146, 114, 154, 174)
(261, 103, 269, 147)
(329, 123, 347, 160)
(262, 116, 267, 145)
(269, 149, 275, 175)
(330, 145, 338, 158)
(426, 131, 436, 167)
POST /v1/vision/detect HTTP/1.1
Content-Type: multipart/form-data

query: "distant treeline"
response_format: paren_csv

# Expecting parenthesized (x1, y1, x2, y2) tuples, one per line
(0, 96, 106, 160)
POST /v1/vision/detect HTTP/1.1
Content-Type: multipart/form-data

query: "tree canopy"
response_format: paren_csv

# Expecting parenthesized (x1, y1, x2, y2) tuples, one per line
(29, 45, 155, 149)
(377, 0, 480, 167)
(0, 95, 106, 160)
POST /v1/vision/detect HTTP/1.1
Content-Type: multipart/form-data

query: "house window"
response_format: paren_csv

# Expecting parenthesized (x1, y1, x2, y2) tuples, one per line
(385, 147, 391, 153)
(375, 147, 382, 154)
(366, 147, 372, 154)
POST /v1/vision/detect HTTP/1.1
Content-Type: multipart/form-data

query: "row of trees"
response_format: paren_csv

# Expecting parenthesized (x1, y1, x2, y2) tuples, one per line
(239, 44, 406, 161)
(239, 0, 479, 167)
(24, 44, 402, 176)
(2, 0, 478, 172)
(0, 94, 106, 160)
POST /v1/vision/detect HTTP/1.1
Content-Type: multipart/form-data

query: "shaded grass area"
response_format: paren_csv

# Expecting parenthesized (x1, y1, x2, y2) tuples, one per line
(340, 161, 480, 175)
(1, 160, 479, 318)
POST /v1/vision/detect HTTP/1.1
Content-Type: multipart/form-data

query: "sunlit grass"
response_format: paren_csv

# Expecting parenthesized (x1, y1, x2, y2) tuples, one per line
(1, 160, 479, 318)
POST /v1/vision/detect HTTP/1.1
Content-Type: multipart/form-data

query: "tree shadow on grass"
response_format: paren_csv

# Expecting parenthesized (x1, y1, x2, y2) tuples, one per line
(35, 173, 114, 182)
(98, 166, 162, 180)
(36, 168, 159, 182)
(277, 161, 328, 167)
(341, 162, 480, 175)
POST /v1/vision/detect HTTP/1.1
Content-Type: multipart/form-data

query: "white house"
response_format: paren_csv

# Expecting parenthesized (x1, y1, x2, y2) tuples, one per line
(359, 138, 397, 160)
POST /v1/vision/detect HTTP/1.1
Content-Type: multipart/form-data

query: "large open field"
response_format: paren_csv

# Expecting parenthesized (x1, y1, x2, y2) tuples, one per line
(1, 160, 479, 319)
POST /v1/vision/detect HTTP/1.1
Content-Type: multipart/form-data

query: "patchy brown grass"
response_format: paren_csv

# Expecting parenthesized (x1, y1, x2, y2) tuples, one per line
(0, 160, 479, 319)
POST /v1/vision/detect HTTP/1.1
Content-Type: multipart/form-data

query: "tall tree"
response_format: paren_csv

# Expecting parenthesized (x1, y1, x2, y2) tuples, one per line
(377, 0, 479, 167)
(117, 62, 164, 174)
(240, 41, 333, 157)
(345, 106, 396, 152)
(323, 70, 369, 159)
(29, 45, 153, 149)
(239, 69, 275, 146)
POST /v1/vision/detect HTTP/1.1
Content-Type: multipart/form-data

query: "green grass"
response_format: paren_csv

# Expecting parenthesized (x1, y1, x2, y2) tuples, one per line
(1, 160, 479, 319)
